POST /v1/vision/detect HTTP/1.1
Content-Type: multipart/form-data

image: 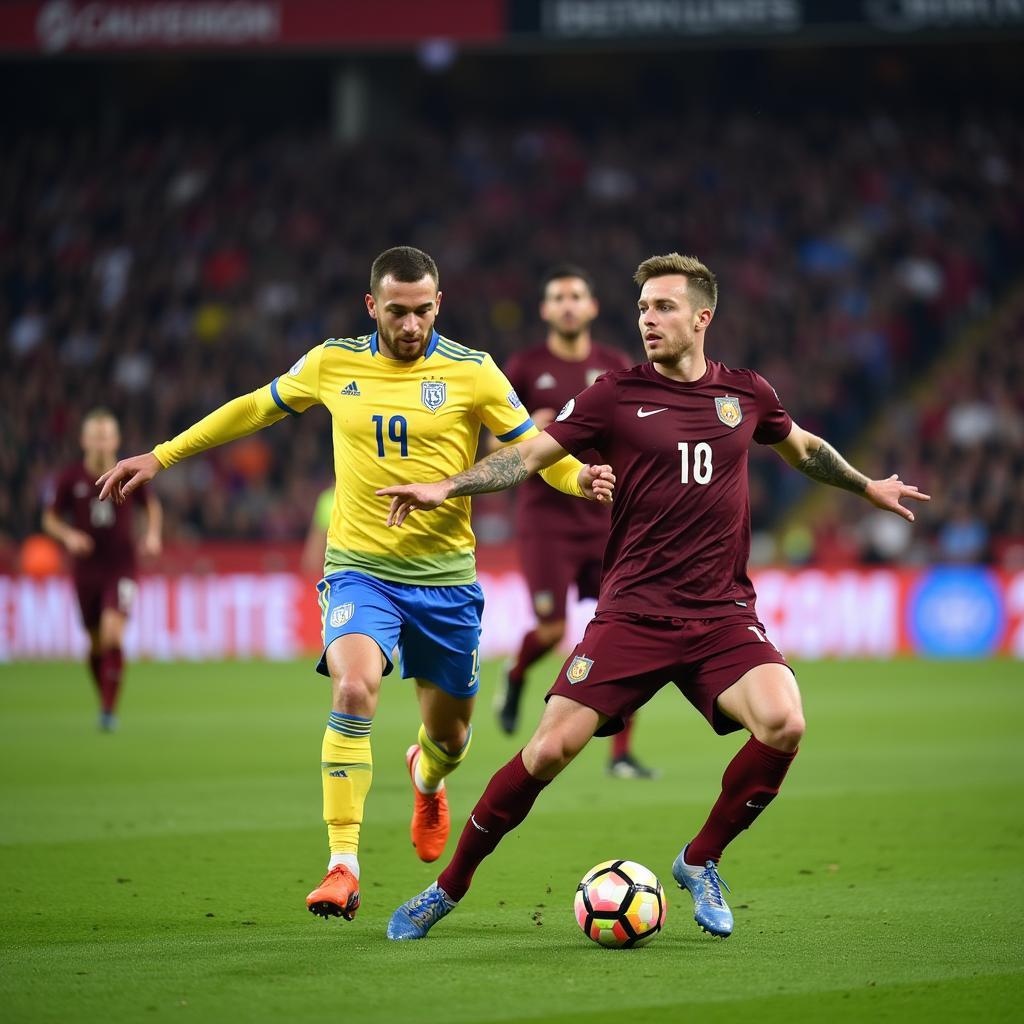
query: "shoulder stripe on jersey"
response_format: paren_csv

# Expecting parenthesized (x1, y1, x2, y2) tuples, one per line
(324, 340, 370, 352)
(270, 378, 300, 417)
(436, 337, 484, 358)
(435, 340, 485, 365)
(496, 417, 535, 443)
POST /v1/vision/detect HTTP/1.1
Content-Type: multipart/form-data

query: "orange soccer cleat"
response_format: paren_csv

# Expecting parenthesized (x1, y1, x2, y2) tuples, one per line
(406, 744, 450, 863)
(306, 864, 360, 921)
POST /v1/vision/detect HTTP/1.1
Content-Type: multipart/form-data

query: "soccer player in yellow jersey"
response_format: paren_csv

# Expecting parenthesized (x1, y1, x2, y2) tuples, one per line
(97, 246, 615, 924)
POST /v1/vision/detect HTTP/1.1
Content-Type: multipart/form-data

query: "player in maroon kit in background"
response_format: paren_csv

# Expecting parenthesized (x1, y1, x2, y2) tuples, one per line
(381, 253, 930, 942)
(499, 266, 653, 778)
(43, 409, 162, 731)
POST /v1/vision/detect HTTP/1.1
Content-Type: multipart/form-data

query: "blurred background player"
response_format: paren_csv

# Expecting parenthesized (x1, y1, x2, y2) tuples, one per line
(499, 266, 654, 778)
(42, 408, 162, 730)
(95, 246, 613, 924)
(301, 485, 334, 578)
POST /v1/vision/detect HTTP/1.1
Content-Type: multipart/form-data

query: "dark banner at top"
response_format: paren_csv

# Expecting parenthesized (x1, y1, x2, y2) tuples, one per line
(509, 0, 1024, 41)
(0, 0, 504, 54)
(1, 0, 1022, 54)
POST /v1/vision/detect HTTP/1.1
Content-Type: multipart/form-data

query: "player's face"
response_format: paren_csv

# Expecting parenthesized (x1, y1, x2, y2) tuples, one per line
(365, 275, 442, 361)
(637, 276, 709, 363)
(540, 277, 598, 340)
(81, 417, 120, 462)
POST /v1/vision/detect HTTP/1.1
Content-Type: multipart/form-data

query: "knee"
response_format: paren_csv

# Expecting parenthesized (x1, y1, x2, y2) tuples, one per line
(760, 710, 805, 752)
(525, 731, 577, 778)
(331, 671, 376, 714)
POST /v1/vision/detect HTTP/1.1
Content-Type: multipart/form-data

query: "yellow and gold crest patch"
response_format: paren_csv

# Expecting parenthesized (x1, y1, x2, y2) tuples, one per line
(715, 396, 743, 428)
(566, 655, 594, 685)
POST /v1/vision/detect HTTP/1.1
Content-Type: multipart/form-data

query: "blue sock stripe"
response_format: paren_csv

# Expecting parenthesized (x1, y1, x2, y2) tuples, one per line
(326, 713, 373, 737)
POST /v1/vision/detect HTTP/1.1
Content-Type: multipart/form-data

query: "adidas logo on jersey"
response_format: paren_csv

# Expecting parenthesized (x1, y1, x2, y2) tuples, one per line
(535, 372, 557, 389)
(340, 381, 361, 397)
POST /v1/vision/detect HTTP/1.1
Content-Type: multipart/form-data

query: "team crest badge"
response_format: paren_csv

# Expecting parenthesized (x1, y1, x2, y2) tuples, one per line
(715, 396, 743, 428)
(533, 591, 555, 617)
(330, 603, 355, 628)
(566, 655, 594, 685)
(421, 380, 447, 412)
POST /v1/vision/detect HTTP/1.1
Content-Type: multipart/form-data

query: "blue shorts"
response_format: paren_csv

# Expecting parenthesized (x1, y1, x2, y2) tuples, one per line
(315, 571, 483, 699)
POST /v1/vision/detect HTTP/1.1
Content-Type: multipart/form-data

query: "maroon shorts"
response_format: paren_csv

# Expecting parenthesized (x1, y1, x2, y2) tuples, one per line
(546, 612, 791, 737)
(74, 572, 137, 631)
(518, 532, 605, 623)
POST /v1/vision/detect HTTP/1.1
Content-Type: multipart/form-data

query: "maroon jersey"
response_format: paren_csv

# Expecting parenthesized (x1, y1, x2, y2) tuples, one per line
(50, 463, 147, 578)
(546, 359, 792, 618)
(505, 341, 632, 536)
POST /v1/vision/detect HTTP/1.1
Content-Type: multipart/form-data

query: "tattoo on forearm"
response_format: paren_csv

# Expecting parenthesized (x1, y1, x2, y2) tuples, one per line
(448, 448, 530, 497)
(796, 441, 869, 495)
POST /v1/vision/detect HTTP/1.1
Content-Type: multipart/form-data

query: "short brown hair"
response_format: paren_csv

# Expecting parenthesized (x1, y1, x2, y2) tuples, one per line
(540, 263, 596, 298)
(370, 246, 439, 294)
(633, 253, 717, 312)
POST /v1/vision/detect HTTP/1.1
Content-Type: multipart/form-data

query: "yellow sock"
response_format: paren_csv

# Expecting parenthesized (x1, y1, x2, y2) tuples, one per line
(322, 712, 373, 855)
(415, 722, 472, 792)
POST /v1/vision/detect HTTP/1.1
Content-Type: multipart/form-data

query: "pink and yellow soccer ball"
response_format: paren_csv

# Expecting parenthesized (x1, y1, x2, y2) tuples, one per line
(574, 859, 667, 948)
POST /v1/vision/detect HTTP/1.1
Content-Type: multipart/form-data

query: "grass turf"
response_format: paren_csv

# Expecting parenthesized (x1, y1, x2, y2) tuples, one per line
(1, 656, 1021, 1023)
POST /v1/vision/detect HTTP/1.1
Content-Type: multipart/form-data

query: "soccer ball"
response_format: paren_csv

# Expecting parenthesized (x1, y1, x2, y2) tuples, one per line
(574, 859, 667, 948)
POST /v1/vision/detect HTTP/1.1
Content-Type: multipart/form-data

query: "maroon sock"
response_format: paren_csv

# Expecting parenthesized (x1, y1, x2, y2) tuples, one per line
(88, 653, 103, 699)
(438, 751, 549, 902)
(687, 736, 797, 865)
(509, 629, 554, 686)
(611, 716, 634, 760)
(99, 648, 124, 715)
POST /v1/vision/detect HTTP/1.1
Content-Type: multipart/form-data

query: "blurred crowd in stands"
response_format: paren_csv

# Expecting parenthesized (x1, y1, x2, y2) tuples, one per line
(3, 107, 1022, 564)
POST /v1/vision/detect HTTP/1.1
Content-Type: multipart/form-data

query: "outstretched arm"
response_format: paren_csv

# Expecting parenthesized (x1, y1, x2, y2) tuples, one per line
(97, 391, 287, 502)
(377, 431, 615, 527)
(772, 423, 930, 522)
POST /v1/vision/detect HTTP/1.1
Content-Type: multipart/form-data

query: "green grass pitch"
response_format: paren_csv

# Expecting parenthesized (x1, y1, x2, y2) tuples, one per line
(1, 656, 1022, 1023)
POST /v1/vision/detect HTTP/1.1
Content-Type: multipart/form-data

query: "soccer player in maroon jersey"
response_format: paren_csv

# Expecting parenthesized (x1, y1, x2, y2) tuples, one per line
(379, 252, 930, 941)
(43, 409, 162, 730)
(499, 266, 654, 777)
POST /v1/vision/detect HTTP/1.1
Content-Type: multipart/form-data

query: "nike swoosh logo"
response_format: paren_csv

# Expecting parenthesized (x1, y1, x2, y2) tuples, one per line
(745, 800, 768, 809)
(636, 407, 668, 418)
(470, 814, 489, 833)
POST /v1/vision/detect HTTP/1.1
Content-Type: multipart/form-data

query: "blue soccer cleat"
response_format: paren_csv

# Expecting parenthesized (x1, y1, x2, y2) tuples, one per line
(672, 843, 733, 938)
(387, 882, 457, 941)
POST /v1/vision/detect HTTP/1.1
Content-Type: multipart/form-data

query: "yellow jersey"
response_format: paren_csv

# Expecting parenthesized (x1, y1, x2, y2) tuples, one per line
(153, 330, 586, 586)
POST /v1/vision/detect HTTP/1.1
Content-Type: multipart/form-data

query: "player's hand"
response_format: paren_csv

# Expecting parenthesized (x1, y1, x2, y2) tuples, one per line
(64, 529, 95, 557)
(141, 533, 162, 558)
(531, 407, 558, 431)
(376, 481, 451, 527)
(864, 474, 931, 522)
(97, 452, 162, 504)
(579, 464, 615, 504)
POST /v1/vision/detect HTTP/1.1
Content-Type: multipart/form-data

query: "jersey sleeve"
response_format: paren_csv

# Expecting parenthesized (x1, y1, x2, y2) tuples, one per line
(473, 354, 535, 443)
(545, 373, 616, 457)
(266, 345, 324, 415)
(750, 371, 793, 445)
(152, 346, 324, 468)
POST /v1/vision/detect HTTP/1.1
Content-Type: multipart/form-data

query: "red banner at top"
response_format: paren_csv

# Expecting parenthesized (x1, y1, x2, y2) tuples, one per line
(0, 1, 505, 54)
